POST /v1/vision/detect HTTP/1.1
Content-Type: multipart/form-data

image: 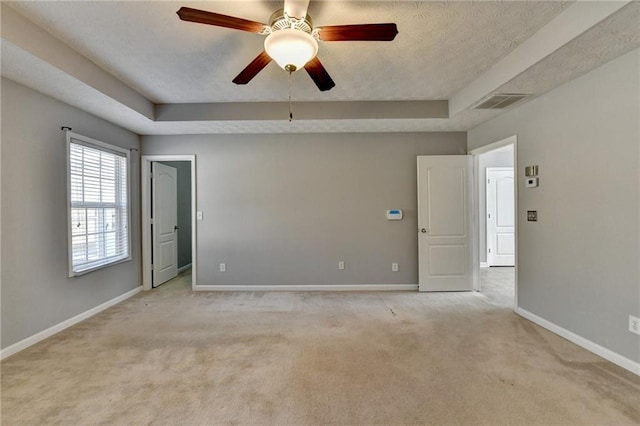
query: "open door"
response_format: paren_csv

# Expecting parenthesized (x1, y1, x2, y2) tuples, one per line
(417, 156, 473, 292)
(152, 162, 178, 288)
(487, 168, 515, 266)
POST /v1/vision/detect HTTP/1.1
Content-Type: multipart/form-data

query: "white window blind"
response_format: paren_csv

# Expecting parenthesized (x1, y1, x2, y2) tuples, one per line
(67, 131, 131, 276)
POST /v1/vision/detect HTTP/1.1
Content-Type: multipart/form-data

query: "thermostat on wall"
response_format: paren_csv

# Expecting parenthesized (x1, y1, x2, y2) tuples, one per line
(386, 209, 403, 220)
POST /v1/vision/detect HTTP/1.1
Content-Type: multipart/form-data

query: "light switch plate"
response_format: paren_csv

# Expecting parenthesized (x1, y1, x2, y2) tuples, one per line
(630, 315, 640, 335)
(525, 165, 538, 177)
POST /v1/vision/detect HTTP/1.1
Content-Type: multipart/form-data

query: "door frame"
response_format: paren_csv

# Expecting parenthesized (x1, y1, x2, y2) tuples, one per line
(141, 155, 197, 291)
(469, 136, 518, 307)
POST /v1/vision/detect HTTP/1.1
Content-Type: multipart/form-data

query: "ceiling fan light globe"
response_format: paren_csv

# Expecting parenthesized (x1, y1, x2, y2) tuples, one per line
(264, 29, 318, 72)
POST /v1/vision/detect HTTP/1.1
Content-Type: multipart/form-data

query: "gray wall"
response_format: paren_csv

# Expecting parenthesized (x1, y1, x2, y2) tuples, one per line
(478, 146, 514, 264)
(159, 161, 192, 269)
(468, 49, 640, 362)
(1, 78, 141, 349)
(142, 133, 466, 286)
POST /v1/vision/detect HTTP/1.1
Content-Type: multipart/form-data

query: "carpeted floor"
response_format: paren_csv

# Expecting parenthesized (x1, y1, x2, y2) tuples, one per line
(2, 268, 639, 425)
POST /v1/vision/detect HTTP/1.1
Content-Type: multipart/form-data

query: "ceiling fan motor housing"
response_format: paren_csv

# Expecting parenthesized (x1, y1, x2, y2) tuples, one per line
(269, 9, 313, 33)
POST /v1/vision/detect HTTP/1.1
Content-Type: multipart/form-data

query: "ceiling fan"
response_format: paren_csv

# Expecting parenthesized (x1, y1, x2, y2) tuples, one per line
(177, 0, 398, 92)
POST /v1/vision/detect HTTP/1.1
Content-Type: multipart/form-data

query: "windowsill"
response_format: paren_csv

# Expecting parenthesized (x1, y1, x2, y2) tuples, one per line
(69, 256, 132, 278)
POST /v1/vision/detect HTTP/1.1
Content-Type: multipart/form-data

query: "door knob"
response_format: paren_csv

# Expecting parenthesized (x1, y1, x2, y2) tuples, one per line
(174, 226, 179, 231)
(420, 228, 428, 233)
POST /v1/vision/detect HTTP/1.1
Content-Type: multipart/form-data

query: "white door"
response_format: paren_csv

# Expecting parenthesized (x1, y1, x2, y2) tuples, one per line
(152, 162, 178, 287)
(417, 156, 474, 291)
(486, 168, 515, 266)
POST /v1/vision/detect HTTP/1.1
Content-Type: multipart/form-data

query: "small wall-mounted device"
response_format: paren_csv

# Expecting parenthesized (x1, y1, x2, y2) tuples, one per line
(527, 210, 538, 222)
(525, 177, 539, 188)
(525, 165, 539, 188)
(386, 209, 403, 220)
(524, 165, 539, 177)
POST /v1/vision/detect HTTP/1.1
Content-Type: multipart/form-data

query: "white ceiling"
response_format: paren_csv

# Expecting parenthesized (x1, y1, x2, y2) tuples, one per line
(1, 1, 639, 135)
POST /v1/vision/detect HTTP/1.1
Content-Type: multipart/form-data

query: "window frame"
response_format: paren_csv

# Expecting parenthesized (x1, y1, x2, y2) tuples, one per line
(66, 131, 132, 277)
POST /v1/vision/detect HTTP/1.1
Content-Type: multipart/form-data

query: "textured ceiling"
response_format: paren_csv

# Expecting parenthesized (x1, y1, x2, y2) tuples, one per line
(1, 1, 638, 135)
(7, 1, 570, 103)
(498, 1, 640, 96)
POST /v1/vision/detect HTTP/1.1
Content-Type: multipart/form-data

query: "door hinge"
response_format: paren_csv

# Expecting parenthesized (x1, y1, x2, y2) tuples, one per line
(149, 172, 153, 179)
(150, 218, 154, 225)
(488, 213, 491, 219)
(150, 264, 154, 271)
(488, 248, 491, 253)
(487, 179, 490, 184)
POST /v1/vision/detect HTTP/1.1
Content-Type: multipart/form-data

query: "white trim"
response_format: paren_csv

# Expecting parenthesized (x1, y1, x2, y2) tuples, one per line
(516, 307, 640, 376)
(141, 155, 197, 291)
(194, 284, 418, 292)
(1, 286, 142, 360)
(178, 263, 192, 274)
(480, 262, 489, 268)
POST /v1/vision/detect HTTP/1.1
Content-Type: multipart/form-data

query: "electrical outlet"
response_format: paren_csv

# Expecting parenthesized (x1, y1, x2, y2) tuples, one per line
(219, 263, 226, 272)
(338, 261, 345, 270)
(629, 315, 640, 335)
(392, 262, 399, 272)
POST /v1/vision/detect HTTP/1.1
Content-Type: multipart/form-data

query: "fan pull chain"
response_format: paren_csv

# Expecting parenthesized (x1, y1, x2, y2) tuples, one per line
(288, 69, 293, 122)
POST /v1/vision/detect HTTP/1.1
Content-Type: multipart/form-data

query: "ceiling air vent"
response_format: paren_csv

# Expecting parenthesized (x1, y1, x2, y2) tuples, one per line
(474, 93, 530, 109)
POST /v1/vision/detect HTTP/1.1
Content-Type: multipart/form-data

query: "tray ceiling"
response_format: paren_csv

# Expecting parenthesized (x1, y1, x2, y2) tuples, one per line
(1, 1, 638, 134)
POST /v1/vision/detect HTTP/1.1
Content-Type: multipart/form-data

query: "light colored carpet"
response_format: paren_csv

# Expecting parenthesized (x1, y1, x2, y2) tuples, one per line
(2, 268, 639, 425)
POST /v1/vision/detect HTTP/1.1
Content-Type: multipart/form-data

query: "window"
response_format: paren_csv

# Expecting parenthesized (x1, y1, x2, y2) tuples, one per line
(67, 131, 130, 276)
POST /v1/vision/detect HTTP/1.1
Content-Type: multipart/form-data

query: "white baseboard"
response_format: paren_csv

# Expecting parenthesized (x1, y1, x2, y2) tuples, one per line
(1, 286, 142, 360)
(178, 263, 192, 274)
(480, 262, 489, 268)
(194, 284, 418, 292)
(515, 307, 640, 376)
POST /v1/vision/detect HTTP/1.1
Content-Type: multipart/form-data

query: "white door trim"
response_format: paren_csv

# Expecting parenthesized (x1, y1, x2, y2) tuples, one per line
(141, 155, 197, 291)
(469, 135, 518, 309)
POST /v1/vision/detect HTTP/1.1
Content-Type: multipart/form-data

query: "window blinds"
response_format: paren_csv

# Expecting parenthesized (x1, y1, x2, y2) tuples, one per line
(67, 133, 130, 275)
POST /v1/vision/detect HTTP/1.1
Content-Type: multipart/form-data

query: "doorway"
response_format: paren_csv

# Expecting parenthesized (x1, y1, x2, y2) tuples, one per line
(470, 136, 517, 307)
(141, 155, 197, 291)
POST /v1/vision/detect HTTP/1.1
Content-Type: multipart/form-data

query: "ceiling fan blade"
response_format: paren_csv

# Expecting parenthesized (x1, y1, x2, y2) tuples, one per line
(304, 57, 335, 92)
(232, 51, 273, 85)
(316, 23, 399, 42)
(177, 7, 268, 34)
(283, 0, 310, 19)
